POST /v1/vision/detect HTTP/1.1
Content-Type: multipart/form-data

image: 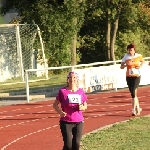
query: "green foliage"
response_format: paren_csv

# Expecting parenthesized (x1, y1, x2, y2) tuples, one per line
(116, 28, 150, 60)
(1, 0, 86, 68)
(78, 0, 107, 63)
(1, 0, 150, 66)
(0, 15, 5, 23)
(38, 0, 87, 67)
(83, 0, 150, 62)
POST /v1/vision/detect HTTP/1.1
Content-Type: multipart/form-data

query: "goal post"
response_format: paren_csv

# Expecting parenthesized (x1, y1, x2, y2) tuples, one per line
(25, 66, 74, 103)
(0, 24, 47, 83)
(16, 24, 24, 81)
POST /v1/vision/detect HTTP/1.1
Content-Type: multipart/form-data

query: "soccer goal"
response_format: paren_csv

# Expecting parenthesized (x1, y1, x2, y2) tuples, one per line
(0, 24, 47, 83)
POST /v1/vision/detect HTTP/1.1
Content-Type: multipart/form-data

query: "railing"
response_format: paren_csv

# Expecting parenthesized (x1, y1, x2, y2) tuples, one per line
(25, 57, 150, 103)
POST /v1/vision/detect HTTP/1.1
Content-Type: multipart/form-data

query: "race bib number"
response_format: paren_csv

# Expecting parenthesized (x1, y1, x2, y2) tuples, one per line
(68, 94, 81, 104)
(129, 68, 140, 75)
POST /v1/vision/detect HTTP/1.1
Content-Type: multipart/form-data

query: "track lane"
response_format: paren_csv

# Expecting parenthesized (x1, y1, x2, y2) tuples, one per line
(0, 87, 150, 150)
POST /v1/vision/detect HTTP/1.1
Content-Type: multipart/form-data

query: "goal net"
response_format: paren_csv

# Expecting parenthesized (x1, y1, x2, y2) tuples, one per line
(0, 24, 47, 83)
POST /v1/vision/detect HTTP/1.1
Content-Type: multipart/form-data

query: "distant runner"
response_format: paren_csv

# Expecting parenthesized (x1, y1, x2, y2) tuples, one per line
(120, 43, 145, 116)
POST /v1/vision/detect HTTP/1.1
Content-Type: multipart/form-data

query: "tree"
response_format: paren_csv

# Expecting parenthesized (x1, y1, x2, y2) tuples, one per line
(1, 0, 150, 66)
(1, 0, 86, 67)
(79, 0, 150, 62)
(64, 0, 86, 65)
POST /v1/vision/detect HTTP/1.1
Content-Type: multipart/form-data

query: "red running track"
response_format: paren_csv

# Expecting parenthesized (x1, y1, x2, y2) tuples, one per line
(0, 86, 150, 150)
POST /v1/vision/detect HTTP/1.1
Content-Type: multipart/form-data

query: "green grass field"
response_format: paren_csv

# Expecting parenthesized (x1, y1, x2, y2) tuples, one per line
(0, 73, 66, 93)
(81, 116, 150, 150)
(0, 15, 5, 24)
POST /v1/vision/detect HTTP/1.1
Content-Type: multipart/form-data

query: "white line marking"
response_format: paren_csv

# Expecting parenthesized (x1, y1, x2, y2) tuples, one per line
(1, 125, 59, 150)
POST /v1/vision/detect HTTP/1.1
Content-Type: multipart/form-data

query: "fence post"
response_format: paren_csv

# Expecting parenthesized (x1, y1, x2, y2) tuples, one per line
(71, 66, 75, 71)
(114, 60, 118, 91)
(25, 70, 30, 103)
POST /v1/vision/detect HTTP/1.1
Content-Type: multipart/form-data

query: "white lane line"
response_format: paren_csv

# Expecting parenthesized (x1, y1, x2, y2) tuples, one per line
(0, 116, 14, 119)
(103, 94, 130, 98)
(36, 111, 46, 113)
(12, 109, 21, 111)
(0, 113, 26, 119)
(0, 111, 8, 114)
(116, 100, 122, 101)
(35, 106, 43, 108)
(0, 103, 52, 114)
(0, 113, 58, 129)
(1, 124, 59, 150)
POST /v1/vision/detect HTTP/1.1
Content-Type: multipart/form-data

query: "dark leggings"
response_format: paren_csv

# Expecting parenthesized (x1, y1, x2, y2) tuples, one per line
(60, 121, 84, 150)
(126, 76, 141, 98)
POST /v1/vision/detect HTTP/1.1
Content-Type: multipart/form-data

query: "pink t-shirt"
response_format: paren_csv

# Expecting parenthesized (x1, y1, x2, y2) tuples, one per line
(56, 87, 87, 122)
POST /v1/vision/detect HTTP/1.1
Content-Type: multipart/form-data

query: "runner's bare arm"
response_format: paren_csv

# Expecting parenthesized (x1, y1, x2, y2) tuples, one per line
(120, 62, 126, 69)
(79, 101, 87, 111)
(53, 99, 66, 117)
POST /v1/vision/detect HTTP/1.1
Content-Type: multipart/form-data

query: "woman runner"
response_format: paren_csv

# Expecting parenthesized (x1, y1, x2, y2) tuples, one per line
(120, 43, 145, 116)
(53, 71, 88, 150)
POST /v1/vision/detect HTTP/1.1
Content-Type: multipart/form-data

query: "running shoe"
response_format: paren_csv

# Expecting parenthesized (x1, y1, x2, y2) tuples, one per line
(132, 110, 137, 116)
(136, 107, 142, 115)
